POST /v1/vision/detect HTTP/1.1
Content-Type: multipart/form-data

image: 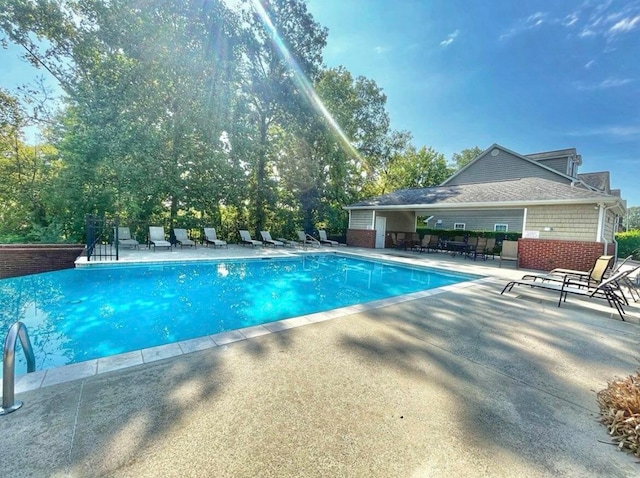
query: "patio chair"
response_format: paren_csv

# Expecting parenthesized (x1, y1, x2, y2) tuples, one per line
(499, 240, 518, 268)
(297, 230, 320, 246)
(426, 235, 440, 253)
(467, 237, 487, 261)
(149, 226, 172, 251)
(239, 230, 263, 247)
(172, 228, 196, 248)
(484, 238, 496, 259)
(417, 235, 431, 253)
(117, 227, 139, 249)
(501, 269, 632, 321)
(203, 228, 228, 248)
(318, 230, 345, 246)
(260, 231, 284, 247)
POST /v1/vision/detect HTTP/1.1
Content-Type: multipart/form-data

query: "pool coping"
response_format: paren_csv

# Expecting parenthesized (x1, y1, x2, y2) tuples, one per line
(4, 271, 495, 394)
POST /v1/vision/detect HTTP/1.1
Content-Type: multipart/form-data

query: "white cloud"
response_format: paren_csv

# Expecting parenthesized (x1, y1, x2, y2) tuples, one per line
(584, 60, 596, 69)
(575, 78, 634, 90)
(610, 15, 640, 33)
(567, 125, 640, 138)
(440, 30, 459, 47)
(527, 12, 546, 26)
(563, 13, 579, 27)
(374, 46, 390, 54)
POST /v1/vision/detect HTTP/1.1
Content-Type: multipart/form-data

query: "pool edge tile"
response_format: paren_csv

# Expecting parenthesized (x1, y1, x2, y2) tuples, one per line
(141, 343, 183, 363)
(98, 351, 144, 374)
(41, 361, 98, 388)
(211, 330, 246, 345)
(179, 336, 217, 354)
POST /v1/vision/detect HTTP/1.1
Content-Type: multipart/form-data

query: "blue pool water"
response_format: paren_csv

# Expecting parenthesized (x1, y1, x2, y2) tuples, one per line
(0, 255, 478, 376)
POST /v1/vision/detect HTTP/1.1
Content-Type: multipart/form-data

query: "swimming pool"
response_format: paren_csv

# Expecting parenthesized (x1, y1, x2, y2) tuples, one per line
(0, 254, 479, 376)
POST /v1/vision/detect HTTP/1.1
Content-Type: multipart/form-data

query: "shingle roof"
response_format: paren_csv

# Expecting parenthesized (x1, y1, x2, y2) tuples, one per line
(346, 177, 617, 209)
(578, 171, 610, 193)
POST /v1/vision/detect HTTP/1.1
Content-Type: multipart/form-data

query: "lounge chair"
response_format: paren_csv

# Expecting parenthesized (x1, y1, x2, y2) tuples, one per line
(520, 255, 614, 287)
(117, 227, 139, 249)
(276, 237, 298, 247)
(499, 240, 518, 268)
(260, 231, 284, 247)
(239, 230, 263, 247)
(297, 230, 320, 246)
(203, 228, 228, 248)
(149, 226, 172, 251)
(501, 269, 632, 320)
(173, 228, 196, 248)
(318, 230, 345, 246)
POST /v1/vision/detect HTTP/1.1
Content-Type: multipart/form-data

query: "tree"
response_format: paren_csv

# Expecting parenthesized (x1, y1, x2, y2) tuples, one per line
(237, 0, 327, 234)
(624, 206, 640, 231)
(452, 146, 483, 170)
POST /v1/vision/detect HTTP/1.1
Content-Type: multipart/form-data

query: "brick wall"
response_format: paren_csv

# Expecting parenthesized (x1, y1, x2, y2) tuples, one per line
(346, 229, 375, 248)
(0, 244, 86, 279)
(518, 239, 615, 272)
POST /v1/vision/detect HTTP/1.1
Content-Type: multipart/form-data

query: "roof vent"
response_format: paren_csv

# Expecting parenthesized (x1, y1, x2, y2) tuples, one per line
(491, 149, 499, 157)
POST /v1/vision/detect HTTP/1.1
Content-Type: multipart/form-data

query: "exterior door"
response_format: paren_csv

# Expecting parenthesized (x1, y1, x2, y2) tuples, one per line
(374, 216, 386, 248)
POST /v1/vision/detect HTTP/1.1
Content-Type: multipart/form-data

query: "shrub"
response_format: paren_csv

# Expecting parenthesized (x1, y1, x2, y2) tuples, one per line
(597, 371, 640, 457)
(615, 230, 640, 260)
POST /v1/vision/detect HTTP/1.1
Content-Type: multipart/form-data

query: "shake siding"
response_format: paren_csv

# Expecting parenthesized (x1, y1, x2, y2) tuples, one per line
(446, 150, 569, 186)
(525, 205, 599, 241)
(350, 210, 373, 229)
(604, 211, 615, 241)
(377, 211, 416, 231)
(428, 209, 524, 232)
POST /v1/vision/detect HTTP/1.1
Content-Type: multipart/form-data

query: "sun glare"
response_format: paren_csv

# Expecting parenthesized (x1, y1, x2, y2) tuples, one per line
(249, 0, 361, 160)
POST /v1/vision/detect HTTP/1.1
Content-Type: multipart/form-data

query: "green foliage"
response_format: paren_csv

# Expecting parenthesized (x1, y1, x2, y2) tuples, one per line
(623, 207, 640, 231)
(0, 0, 441, 243)
(615, 230, 640, 259)
(416, 227, 521, 242)
(451, 146, 483, 170)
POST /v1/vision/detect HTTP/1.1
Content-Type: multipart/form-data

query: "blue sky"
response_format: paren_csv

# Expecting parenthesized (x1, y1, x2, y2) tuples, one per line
(1, 0, 638, 205)
(307, 0, 640, 206)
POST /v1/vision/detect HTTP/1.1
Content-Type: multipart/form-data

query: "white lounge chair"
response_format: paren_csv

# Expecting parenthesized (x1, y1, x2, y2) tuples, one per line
(318, 230, 345, 246)
(203, 228, 227, 248)
(117, 227, 139, 249)
(149, 226, 172, 250)
(239, 230, 263, 247)
(173, 228, 196, 248)
(260, 231, 284, 247)
(297, 230, 320, 246)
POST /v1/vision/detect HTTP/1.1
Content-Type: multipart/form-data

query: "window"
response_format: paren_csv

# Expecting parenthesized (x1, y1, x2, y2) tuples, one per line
(494, 224, 508, 232)
(454, 223, 465, 230)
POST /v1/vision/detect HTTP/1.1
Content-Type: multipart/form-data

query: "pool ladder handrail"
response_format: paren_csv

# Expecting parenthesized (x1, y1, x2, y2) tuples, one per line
(1, 321, 36, 415)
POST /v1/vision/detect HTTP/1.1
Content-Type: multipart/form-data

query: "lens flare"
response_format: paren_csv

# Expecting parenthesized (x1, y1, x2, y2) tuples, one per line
(250, 0, 361, 159)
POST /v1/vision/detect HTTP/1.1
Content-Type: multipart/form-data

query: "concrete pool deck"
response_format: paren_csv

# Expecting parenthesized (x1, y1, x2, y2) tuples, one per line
(3, 247, 640, 477)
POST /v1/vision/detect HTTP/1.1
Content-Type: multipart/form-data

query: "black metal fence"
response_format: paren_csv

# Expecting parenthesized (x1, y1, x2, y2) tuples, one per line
(85, 215, 119, 261)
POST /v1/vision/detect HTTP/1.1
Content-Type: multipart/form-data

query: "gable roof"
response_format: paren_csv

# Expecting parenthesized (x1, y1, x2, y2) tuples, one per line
(578, 171, 610, 193)
(345, 177, 622, 211)
(440, 143, 578, 186)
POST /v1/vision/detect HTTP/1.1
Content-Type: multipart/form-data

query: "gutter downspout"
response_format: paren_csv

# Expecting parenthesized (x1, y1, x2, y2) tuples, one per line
(598, 204, 618, 259)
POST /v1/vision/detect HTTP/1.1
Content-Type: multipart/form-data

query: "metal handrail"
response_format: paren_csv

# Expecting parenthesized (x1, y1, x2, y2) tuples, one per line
(1, 322, 36, 415)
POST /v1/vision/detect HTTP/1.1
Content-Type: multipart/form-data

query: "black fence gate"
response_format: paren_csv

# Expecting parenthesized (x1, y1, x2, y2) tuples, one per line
(85, 215, 119, 261)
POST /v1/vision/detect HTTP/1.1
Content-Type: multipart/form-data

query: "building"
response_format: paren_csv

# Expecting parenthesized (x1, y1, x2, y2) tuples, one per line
(344, 144, 626, 271)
